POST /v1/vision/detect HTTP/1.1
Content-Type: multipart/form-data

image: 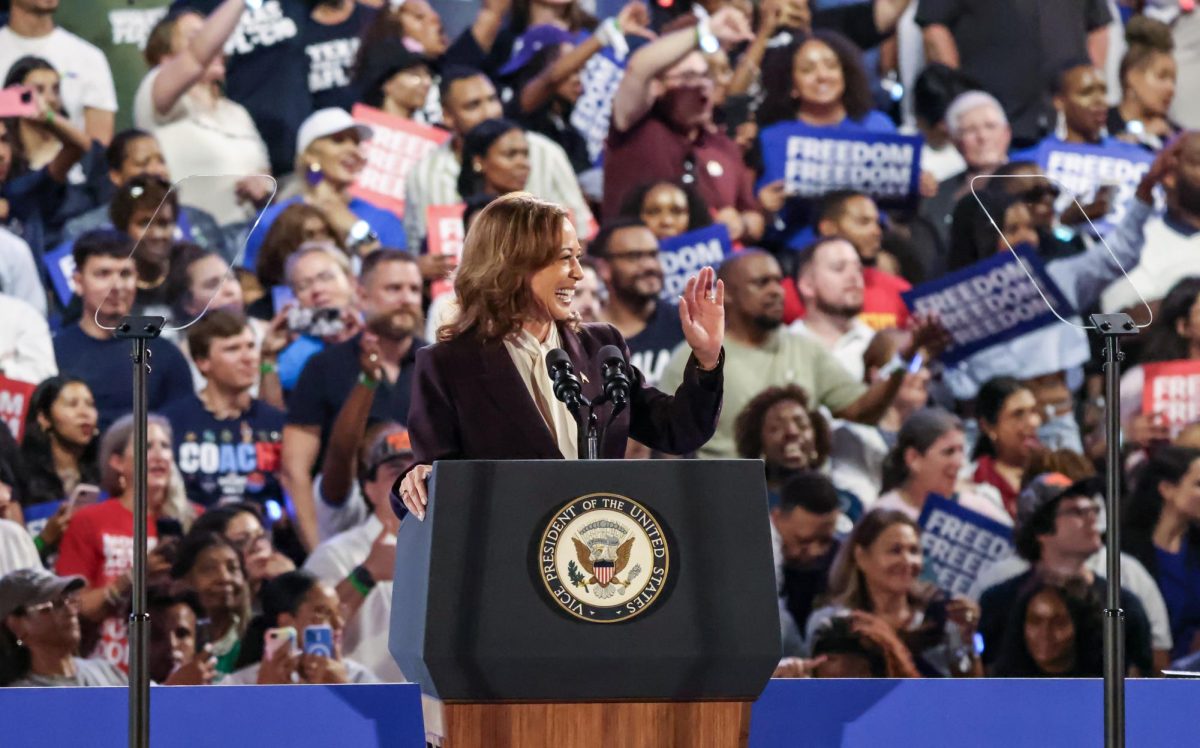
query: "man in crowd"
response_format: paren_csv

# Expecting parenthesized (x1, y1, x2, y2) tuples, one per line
(660, 250, 909, 458)
(591, 218, 682, 386)
(772, 471, 842, 653)
(976, 474, 1162, 672)
(789, 238, 874, 382)
(274, 244, 360, 391)
(53, 230, 193, 430)
(403, 67, 593, 252)
(282, 249, 425, 551)
(0, 0, 117, 144)
(604, 8, 762, 242)
(160, 310, 285, 510)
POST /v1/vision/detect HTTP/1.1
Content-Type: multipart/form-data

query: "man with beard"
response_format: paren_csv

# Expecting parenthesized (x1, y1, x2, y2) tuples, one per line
(1102, 130, 1200, 312)
(592, 219, 682, 386)
(282, 249, 425, 550)
(160, 310, 286, 510)
(770, 472, 842, 652)
(660, 250, 911, 458)
(790, 237, 874, 382)
(603, 8, 762, 242)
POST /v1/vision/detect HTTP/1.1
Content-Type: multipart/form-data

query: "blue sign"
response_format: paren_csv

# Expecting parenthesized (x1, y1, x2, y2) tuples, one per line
(917, 495, 1014, 596)
(658, 224, 733, 301)
(22, 499, 62, 540)
(570, 44, 627, 167)
(43, 242, 77, 306)
(757, 122, 923, 206)
(902, 246, 1074, 365)
(1033, 139, 1156, 234)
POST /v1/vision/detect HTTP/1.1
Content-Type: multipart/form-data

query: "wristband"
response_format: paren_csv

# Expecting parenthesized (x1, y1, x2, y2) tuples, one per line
(877, 354, 908, 380)
(33, 535, 46, 554)
(44, 110, 55, 125)
(260, 360, 277, 375)
(696, 16, 719, 55)
(358, 372, 379, 389)
(349, 565, 376, 596)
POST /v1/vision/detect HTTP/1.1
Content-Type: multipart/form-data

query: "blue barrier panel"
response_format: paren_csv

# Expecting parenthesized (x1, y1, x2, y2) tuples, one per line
(0, 683, 425, 748)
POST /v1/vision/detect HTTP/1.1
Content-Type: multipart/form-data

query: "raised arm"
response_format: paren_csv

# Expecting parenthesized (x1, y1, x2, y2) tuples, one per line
(874, 0, 914, 36)
(151, 0, 247, 116)
(469, 0, 513, 57)
(921, 24, 959, 67)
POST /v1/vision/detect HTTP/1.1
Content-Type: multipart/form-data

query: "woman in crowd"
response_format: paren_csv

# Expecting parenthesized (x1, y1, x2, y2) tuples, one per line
(1109, 16, 1179, 151)
(808, 509, 983, 677)
(355, 42, 435, 123)
(164, 242, 247, 327)
(249, 203, 347, 320)
(733, 384, 831, 501)
(147, 586, 214, 685)
(136, 1, 272, 226)
(355, 0, 448, 73)
(989, 578, 1104, 677)
(455, 119, 531, 204)
(970, 377, 1044, 520)
(394, 192, 724, 518)
(947, 186, 1040, 272)
(0, 569, 126, 687)
(226, 570, 378, 685)
(170, 532, 252, 679)
(1, 56, 97, 254)
(1125, 446, 1200, 659)
(109, 174, 179, 313)
(190, 503, 295, 604)
(618, 180, 713, 241)
(55, 414, 195, 670)
(758, 30, 895, 132)
(875, 408, 1011, 525)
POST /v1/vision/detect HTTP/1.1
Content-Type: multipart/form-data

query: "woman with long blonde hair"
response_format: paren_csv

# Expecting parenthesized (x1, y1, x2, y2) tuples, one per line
(394, 192, 726, 518)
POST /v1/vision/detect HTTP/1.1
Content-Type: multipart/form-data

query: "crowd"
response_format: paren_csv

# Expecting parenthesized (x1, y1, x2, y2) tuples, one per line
(1, 0, 1200, 689)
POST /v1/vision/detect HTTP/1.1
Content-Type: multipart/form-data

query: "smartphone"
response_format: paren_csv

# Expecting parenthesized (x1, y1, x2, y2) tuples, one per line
(907, 352, 924, 375)
(264, 626, 297, 660)
(0, 86, 37, 118)
(308, 307, 345, 338)
(303, 624, 334, 658)
(66, 483, 101, 513)
(194, 617, 212, 654)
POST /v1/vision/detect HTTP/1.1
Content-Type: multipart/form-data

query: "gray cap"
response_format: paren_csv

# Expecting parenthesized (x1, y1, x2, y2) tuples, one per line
(0, 568, 85, 620)
(1015, 473, 1098, 529)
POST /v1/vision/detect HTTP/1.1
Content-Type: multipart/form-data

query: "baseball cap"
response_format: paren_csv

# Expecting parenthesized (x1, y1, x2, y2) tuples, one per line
(499, 25, 578, 77)
(0, 568, 85, 621)
(295, 108, 374, 158)
(365, 424, 415, 475)
(1016, 473, 1097, 528)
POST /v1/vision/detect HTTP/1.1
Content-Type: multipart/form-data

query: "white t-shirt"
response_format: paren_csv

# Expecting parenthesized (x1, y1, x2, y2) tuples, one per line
(303, 514, 404, 682)
(1102, 217, 1200, 312)
(0, 294, 57, 385)
(0, 226, 47, 316)
(10, 657, 126, 687)
(0, 27, 117, 130)
(133, 67, 271, 226)
(0, 518, 42, 576)
(788, 318, 876, 384)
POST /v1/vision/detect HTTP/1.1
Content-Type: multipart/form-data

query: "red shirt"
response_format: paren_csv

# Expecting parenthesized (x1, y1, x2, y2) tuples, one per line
(972, 456, 1020, 519)
(57, 499, 158, 672)
(784, 267, 912, 330)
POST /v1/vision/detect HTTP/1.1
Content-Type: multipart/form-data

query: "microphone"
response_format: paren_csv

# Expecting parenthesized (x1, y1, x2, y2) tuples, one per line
(597, 345, 630, 414)
(546, 348, 588, 413)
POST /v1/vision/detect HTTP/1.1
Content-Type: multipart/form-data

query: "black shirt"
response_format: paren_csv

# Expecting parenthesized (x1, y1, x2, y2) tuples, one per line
(625, 301, 685, 387)
(160, 394, 285, 508)
(781, 540, 840, 636)
(303, 3, 378, 111)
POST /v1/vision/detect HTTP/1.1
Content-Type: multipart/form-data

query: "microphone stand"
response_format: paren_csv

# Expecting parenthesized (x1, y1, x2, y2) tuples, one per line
(115, 315, 164, 748)
(1090, 312, 1137, 748)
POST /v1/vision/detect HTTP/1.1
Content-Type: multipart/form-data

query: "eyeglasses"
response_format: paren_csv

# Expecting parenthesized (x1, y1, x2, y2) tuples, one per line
(21, 593, 82, 616)
(1020, 185, 1060, 203)
(1056, 504, 1100, 521)
(608, 249, 660, 263)
(292, 269, 340, 293)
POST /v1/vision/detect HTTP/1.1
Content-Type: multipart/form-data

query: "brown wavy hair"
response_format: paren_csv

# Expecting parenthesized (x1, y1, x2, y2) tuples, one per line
(440, 192, 580, 341)
(255, 203, 347, 288)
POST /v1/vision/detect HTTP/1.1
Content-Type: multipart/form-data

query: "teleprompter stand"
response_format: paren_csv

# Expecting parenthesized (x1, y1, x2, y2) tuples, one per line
(1090, 313, 1137, 748)
(114, 316, 164, 748)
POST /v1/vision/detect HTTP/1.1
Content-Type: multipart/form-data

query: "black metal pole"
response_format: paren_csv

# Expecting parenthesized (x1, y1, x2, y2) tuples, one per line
(1091, 312, 1137, 748)
(116, 317, 164, 748)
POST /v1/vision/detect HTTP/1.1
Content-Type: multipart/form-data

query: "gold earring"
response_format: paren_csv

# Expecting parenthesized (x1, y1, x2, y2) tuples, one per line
(473, 161, 483, 173)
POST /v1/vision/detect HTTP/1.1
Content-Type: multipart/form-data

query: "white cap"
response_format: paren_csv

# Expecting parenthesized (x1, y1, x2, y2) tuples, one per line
(295, 108, 373, 158)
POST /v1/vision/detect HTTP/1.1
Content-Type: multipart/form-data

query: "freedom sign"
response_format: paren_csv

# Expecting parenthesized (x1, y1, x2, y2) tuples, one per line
(1142, 360, 1200, 436)
(570, 45, 626, 166)
(902, 246, 1074, 365)
(426, 203, 466, 299)
(1034, 140, 1155, 234)
(918, 495, 1014, 597)
(657, 224, 733, 301)
(349, 104, 451, 218)
(0, 375, 37, 442)
(757, 122, 923, 206)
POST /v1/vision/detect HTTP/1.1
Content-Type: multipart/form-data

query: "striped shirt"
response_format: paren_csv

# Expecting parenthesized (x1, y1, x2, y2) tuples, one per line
(403, 130, 594, 250)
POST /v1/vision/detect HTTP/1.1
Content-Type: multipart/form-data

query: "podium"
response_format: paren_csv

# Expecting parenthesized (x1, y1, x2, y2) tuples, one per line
(390, 459, 781, 747)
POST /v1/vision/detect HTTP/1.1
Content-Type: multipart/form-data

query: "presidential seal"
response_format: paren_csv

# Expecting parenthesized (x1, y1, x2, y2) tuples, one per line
(537, 493, 670, 623)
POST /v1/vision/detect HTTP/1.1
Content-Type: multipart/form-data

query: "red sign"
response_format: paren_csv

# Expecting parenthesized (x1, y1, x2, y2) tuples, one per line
(427, 203, 466, 299)
(0, 375, 36, 442)
(1142, 360, 1200, 435)
(349, 104, 451, 218)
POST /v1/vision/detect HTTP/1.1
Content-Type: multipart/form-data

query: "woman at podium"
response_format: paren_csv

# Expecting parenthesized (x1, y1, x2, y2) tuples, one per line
(393, 192, 725, 519)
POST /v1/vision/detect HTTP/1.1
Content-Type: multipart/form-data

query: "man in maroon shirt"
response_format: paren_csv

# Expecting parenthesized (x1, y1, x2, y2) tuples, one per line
(603, 7, 762, 243)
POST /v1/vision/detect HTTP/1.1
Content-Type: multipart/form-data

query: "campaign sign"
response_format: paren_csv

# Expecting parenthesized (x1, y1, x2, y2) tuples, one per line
(918, 495, 1014, 597)
(657, 224, 732, 301)
(1142, 360, 1200, 436)
(757, 122, 923, 206)
(902, 246, 1074, 365)
(22, 499, 62, 540)
(426, 203, 466, 299)
(0, 375, 37, 442)
(43, 242, 77, 307)
(349, 104, 451, 218)
(1034, 140, 1155, 234)
(570, 46, 626, 166)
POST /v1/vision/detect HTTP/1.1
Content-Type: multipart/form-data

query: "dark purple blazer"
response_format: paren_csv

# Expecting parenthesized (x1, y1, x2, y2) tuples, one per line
(391, 323, 722, 513)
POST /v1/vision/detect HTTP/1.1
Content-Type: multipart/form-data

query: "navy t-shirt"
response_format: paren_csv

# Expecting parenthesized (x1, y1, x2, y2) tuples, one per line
(303, 3, 378, 111)
(159, 394, 285, 509)
(53, 325, 195, 430)
(626, 301, 685, 387)
(184, 0, 312, 175)
(286, 333, 425, 469)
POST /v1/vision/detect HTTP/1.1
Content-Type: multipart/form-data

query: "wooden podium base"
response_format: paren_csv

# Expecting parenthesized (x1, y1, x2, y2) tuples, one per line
(428, 700, 752, 747)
